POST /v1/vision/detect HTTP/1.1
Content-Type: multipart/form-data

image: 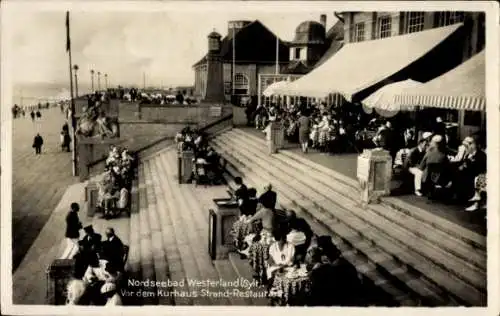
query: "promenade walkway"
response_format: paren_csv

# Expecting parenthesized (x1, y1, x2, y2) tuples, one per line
(12, 108, 77, 272)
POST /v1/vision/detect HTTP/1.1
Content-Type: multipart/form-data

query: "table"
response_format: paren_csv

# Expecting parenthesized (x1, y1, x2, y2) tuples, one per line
(268, 269, 311, 306)
(248, 240, 271, 284)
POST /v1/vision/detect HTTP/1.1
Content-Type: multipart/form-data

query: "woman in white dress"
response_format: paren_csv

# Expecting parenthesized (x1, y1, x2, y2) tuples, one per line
(267, 231, 295, 280)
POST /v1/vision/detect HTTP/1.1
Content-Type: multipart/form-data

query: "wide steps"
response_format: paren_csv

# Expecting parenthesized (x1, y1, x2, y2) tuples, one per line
(231, 128, 486, 253)
(211, 131, 485, 306)
(219, 151, 415, 306)
(228, 129, 486, 266)
(131, 147, 262, 306)
(212, 135, 481, 305)
(219, 129, 486, 300)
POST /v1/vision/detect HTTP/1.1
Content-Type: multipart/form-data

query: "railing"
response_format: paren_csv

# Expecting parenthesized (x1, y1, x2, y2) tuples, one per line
(86, 112, 234, 175)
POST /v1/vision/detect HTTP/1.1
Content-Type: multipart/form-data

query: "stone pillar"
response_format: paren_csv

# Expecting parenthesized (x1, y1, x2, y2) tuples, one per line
(357, 148, 392, 204)
(267, 121, 285, 154)
(86, 181, 99, 217)
(178, 149, 194, 184)
(209, 198, 240, 260)
(46, 259, 75, 305)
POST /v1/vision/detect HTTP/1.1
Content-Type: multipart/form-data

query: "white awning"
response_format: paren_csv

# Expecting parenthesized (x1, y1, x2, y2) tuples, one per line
(274, 23, 463, 101)
(364, 50, 485, 111)
(362, 79, 422, 110)
(263, 81, 288, 97)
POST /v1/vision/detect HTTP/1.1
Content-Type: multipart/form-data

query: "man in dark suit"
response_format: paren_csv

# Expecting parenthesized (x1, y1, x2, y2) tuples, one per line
(79, 225, 102, 253)
(234, 177, 249, 214)
(100, 227, 124, 270)
(258, 184, 277, 210)
(65, 202, 82, 258)
(32, 133, 44, 155)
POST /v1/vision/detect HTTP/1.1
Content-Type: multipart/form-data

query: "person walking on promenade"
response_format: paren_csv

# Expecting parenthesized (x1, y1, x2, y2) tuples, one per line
(297, 111, 311, 153)
(32, 133, 44, 155)
(36, 110, 42, 119)
(30, 111, 35, 122)
(64, 202, 82, 259)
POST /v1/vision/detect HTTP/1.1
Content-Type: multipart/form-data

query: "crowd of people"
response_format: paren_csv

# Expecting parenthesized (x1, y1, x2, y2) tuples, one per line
(76, 91, 119, 139)
(96, 145, 136, 219)
(245, 101, 486, 212)
(12, 102, 53, 120)
(109, 87, 198, 105)
(229, 178, 364, 306)
(64, 202, 126, 306)
(175, 127, 226, 185)
(396, 132, 486, 212)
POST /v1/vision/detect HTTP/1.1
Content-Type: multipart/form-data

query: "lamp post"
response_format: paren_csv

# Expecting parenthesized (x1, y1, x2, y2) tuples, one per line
(104, 73, 108, 90)
(97, 71, 101, 91)
(73, 64, 79, 97)
(90, 69, 95, 92)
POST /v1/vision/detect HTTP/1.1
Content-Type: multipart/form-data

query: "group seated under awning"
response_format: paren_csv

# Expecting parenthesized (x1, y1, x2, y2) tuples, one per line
(273, 23, 464, 102)
(362, 50, 485, 112)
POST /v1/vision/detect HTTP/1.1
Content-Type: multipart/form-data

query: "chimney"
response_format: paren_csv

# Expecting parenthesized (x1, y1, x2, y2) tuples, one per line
(320, 14, 327, 29)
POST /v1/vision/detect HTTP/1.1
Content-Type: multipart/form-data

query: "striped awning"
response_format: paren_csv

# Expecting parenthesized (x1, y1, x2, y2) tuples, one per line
(395, 50, 485, 111)
(362, 79, 422, 111)
(273, 23, 463, 101)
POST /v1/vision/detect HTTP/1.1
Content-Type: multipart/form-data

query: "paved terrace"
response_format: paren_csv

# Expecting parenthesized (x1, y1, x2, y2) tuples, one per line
(242, 127, 486, 236)
(12, 108, 77, 272)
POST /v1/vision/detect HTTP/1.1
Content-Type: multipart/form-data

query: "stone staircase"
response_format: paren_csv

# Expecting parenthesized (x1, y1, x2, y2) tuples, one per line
(123, 146, 266, 306)
(209, 128, 487, 307)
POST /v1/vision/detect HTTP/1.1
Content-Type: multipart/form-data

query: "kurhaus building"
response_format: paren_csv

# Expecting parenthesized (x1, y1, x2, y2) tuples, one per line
(192, 15, 344, 105)
(273, 11, 485, 141)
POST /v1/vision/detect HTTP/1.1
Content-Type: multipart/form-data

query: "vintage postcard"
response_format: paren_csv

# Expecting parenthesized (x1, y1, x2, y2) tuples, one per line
(1, 1, 498, 315)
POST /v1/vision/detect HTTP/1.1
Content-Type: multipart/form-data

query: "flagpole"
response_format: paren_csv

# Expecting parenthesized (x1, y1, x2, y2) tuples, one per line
(275, 35, 279, 75)
(66, 11, 78, 177)
(232, 26, 235, 96)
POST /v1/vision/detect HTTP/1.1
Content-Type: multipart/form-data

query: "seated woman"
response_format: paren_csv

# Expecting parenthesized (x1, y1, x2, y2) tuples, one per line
(266, 230, 295, 281)
(465, 173, 487, 212)
(417, 135, 450, 198)
(246, 202, 275, 236)
(115, 187, 129, 216)
(452, 135, 486, 203)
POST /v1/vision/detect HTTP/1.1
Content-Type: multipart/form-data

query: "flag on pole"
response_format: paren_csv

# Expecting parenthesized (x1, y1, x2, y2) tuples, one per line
(66, 11, 71, 52)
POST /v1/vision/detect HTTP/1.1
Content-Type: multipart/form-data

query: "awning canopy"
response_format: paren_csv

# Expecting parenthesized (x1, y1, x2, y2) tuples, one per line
(364, 50, 485, 111)
(274, 23, 463, 101)
(263, 81, 288, 97)
(362, 79, 422, 110)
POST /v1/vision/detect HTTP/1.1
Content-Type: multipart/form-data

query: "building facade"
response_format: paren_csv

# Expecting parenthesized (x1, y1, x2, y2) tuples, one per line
(340, 11, 485, 140)
(193, 15, 344, 106)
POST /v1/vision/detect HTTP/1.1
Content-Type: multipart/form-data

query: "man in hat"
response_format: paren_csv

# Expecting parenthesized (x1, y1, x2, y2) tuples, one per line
(258, 184, 277, 211)
(79, 225, 102, 254)
(32, 133, 44, 155)
(100, 227, 125, 271)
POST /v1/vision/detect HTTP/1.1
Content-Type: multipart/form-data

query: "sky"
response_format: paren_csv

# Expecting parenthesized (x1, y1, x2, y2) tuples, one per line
(7, 9, 337, 88)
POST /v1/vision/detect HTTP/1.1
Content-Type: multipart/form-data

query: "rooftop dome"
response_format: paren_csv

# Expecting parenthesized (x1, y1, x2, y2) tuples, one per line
(293, 20, 325, 44)
(208, 31, 222, 38)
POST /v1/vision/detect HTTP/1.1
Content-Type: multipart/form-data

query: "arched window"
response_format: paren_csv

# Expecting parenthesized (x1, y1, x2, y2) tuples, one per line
(233, 73, 249, 95)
